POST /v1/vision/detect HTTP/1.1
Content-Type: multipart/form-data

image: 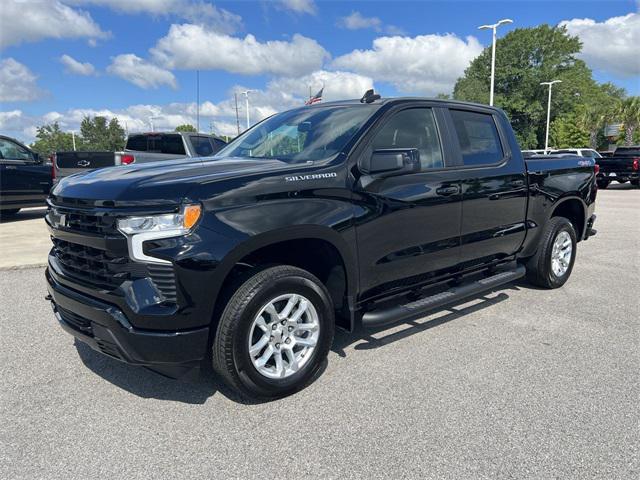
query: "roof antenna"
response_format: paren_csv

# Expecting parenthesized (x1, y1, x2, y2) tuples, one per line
(360, 89, 381, 104)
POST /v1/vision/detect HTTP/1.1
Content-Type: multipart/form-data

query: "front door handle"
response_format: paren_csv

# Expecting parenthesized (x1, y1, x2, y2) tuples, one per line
(510, 179, 525, 187)
(436, 185, 460, 196)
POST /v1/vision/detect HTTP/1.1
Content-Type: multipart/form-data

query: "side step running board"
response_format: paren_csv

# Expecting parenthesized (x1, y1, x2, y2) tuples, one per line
(361, 265, 526, 329)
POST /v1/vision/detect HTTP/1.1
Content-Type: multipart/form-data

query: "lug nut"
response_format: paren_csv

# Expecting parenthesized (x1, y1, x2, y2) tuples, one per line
(270, 336, 274, 341)
(272, 324, 277, 330)
(275, 343, 280, 349)
(288, 326, 294, 332)
(281, 320, 286, 325)
(285, 338, 291, 344)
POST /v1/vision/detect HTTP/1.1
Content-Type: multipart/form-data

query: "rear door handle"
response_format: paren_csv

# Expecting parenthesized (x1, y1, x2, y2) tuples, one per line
(436, 185, 460, 196)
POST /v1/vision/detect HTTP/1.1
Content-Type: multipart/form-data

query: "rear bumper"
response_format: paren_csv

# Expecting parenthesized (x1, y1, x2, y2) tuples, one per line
(46, 268, 209, 368)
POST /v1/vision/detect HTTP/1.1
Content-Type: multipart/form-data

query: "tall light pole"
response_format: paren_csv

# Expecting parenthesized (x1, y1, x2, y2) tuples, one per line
(70, 131, 76, 151)
(241, 90, 255, 130)
(149, 116, 161, 132)
(478, 18, 513, 106)
(540, 80, 562, 153)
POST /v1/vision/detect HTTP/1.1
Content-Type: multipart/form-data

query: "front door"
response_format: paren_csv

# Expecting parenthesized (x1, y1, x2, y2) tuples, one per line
(353, 106, 463, 300)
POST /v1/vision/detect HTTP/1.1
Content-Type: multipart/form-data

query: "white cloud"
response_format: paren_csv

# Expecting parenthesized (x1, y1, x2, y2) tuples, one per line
(0, 58, 43, 102)
(107, 54, 177, 89)
(337, 12, 382, 31)
(0, 0, 108, 48)
(70, 0, 242, 32)
(560, 13, 640, 77)
(0, 68, 373, 142)
(152, 24, 329, 76)
(269, 70, 374, 101)
(278, 0, 317, 15)
(336, 11, 404, 35)
(60, 54, 97, 76)
(333, 34, 483, 95)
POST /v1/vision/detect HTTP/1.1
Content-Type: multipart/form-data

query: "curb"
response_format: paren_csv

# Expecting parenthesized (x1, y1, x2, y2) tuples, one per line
(0, 263, 47, 271)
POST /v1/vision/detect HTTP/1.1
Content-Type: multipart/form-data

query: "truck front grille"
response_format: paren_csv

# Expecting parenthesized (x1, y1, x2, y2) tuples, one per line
(52, 238, 177, 303)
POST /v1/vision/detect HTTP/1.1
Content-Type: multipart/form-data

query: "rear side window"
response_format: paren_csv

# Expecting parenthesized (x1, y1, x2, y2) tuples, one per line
(191, 136, 214, 156)
(450, 110, 504, 166)
(160, 135, 185, 155)
(212, 138, 227, 154)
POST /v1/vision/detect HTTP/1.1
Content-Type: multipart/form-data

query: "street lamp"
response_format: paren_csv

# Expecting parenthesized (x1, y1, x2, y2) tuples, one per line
(241, 90, 256, 130)
(478, 18, 513, 106)
(540, 80, 562, 153)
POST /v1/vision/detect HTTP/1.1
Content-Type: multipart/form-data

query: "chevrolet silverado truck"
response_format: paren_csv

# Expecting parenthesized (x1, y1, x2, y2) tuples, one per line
(595, 145, 640, 188)
(54, 132, 226, 182)
(45, 96, 598, 399)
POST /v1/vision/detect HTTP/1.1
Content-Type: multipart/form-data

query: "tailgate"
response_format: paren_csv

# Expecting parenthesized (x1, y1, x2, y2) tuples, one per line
(55, 151, 115, 169)
(597, 158, 636, 174)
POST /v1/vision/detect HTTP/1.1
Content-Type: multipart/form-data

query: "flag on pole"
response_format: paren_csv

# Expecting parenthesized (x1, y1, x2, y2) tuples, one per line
(305, 87, 324, 105)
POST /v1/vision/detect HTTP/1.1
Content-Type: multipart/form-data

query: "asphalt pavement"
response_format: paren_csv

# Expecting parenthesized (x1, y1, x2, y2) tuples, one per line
(1, 185, 638, 479)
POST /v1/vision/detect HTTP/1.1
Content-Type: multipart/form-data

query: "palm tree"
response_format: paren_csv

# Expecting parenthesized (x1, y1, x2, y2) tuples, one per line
(616, 97, 640, 146)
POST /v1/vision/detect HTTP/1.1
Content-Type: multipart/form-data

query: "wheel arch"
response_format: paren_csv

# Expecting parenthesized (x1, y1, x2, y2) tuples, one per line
(549, 195, 587, 241)
(211, 225, 357, 332)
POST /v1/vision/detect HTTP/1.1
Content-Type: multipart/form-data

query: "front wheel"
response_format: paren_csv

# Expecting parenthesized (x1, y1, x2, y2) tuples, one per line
(212, 265, 335, 400)
(525, 217, 577, 289)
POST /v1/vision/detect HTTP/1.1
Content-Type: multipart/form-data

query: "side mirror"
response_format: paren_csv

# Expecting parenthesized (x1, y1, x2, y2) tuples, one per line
(32, 152, 41, 163)
(363, 148, 420, 176)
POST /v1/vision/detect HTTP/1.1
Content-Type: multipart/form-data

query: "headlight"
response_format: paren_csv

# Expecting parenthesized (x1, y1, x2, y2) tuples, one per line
(117, 204, 202, 235)
(117, 204, 202, 264)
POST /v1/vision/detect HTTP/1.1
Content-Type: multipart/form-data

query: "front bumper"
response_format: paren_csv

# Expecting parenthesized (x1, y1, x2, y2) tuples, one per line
(46, 268, 209, 368)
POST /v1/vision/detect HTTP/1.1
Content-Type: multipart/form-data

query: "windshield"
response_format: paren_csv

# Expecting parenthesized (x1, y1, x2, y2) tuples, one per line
(216, 105, 375, 163)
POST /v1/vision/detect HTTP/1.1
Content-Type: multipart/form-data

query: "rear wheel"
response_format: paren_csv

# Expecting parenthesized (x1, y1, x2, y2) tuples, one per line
(526, 217, 577, 289)
(596, 179, 609, 189)
(630, 179, 639, 187)
(212, 265, 334, 400)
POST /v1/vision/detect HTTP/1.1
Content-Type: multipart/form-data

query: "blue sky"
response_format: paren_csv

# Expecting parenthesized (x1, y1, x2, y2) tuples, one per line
(1, 0, 638, 142)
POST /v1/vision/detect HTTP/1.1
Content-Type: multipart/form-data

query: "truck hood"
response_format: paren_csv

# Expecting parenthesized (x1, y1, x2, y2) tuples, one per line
(51, 157, 289, 206)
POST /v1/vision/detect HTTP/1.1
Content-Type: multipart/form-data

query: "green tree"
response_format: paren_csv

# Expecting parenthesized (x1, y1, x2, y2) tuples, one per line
(30, 122, 75, 155)
(550, 112, 590, 148)
(453, 24, 622, 149)
(80, 115, 126, 151)
(616, 97, 640, 146)
(175, 124, 197, 132)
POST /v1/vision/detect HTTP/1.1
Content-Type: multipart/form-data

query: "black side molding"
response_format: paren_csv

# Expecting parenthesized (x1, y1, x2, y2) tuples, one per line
(361, 265, 526, 329)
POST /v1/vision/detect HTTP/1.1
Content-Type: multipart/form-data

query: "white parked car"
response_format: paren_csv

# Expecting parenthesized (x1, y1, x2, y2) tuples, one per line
(550, 148, 602, 158)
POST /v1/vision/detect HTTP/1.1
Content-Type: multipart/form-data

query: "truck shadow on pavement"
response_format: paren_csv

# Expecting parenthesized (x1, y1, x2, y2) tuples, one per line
(74, 286, 515, 405)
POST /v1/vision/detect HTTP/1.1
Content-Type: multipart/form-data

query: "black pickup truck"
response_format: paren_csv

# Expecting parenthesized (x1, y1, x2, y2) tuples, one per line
(45, 96, 597, 399)
(595, 145, 640, 188)
(0, 135, 52, 217)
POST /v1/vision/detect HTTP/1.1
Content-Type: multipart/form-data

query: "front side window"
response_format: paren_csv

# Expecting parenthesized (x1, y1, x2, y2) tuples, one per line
(450, 110, 504, 166)
(217, 105, 375, 163)
(0, 138, 33, 161)
(371, 108, 443, 170)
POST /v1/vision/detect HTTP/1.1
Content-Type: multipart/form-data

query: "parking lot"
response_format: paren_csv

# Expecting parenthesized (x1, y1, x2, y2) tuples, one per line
(1, 185, 638, 479)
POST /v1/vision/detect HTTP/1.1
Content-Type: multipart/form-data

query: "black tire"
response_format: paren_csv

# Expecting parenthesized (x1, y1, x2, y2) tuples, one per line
(525, 217, 577, 289)
(212, 265, 335, 400)
(630, 179, 639, 187)
(596, 179, 609, 189)
(0, 208, 20, 218)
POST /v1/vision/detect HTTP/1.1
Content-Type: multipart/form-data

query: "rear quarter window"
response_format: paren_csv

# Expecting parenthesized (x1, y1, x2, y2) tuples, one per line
(450, 110, 504, 166)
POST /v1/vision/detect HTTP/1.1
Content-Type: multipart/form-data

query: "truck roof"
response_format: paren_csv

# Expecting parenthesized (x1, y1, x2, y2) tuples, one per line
(305, 97, 502, 112)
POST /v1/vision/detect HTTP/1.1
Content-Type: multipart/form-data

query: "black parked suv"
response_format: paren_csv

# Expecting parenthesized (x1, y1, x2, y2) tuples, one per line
(46, 96, 597, 399)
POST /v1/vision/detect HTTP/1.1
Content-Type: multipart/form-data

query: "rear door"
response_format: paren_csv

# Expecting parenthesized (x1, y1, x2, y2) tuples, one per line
(354, 104, 464, 299)
(446, 108, 528, 267)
